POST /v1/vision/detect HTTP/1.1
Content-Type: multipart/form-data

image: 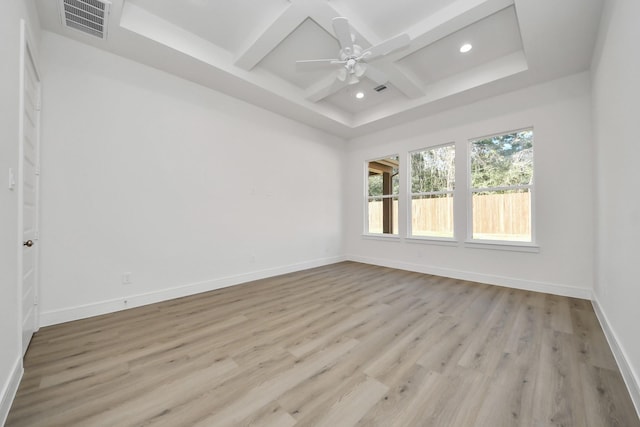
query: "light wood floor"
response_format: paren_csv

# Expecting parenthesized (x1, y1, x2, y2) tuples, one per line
(7, 262, 639, 426)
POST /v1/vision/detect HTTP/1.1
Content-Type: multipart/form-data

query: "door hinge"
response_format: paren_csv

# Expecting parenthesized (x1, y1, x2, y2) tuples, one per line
(35, 165, 40, 176)
(34, 295, 39, 306)
(36, 90, 42, 111)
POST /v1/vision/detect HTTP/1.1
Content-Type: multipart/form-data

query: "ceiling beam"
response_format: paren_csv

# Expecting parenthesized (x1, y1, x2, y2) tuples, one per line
(305, 73, 346, 102)
(374, 63, 425, 99)
(235, 0, 349, 71)
(234, 2, 307, 70)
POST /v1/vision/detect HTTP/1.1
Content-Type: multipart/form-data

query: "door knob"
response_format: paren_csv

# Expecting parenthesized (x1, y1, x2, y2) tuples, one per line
(23, 240, 33, 247)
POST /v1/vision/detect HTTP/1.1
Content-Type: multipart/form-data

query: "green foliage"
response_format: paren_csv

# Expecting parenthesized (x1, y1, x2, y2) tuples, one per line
(411, 145, 455, 194)
(368, 130, 533, 197)
(368, 156, 399, 197)
(368, 174, 383, 196)
(471, 130, 533, 189)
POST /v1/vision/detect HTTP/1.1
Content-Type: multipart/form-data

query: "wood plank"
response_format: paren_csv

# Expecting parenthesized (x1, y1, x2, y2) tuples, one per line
(529, 329, 587, 426)
(306, 376, 388, 427)
(192, 338, 360, 426)
(357, 364, 441, 427)
(580, 363, 639, 427)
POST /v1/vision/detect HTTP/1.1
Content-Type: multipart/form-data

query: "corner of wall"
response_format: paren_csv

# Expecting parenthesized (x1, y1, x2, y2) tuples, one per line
(346, 255, 592, 300)
(591, 293, 640, 417)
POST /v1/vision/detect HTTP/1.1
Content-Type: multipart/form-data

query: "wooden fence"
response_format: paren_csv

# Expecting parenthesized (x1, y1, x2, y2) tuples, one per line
(368, 200, 399, 234)
(368, 192, 530, 239)
(410, 196, 453, 237)
(471, 192, 530, 239)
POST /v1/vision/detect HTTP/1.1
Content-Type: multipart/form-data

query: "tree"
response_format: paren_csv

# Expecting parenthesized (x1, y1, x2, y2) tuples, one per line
(471, 130, 533, 190)
(368, 156, 399, 196)
(411, 145, 455, 194)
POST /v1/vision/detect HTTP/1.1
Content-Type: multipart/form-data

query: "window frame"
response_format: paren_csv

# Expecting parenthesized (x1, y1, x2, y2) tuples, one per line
(466, 127, 537, 247)
(364, 154, 400, 237)
(407, 142, 456, 242)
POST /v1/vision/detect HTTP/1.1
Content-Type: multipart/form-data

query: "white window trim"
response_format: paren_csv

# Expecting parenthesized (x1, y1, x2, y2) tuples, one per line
(464, 240, 540, 253)
(362, 234, 402, 241)
(467, 128, 536, 247)
(408, 143, 456, 240)
(405, 236, 458, 247)
(364, 154, 400, 236)
(368, 195, 399, 200)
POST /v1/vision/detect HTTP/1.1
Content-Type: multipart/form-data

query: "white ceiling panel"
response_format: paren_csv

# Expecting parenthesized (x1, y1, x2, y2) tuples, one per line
(257, 18, 340, 90)
(399, 6, 522, 86)
(330, 0, 453, 39)
(127, 0, 290, 53)
(323, 80, 407, 115)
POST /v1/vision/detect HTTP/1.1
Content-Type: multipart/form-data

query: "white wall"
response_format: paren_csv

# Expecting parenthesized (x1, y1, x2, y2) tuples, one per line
(345, 72, 594, 298)
(591, 0, 640, 411)
(38, 32, 345, 325)
(0, 1, 40, 423)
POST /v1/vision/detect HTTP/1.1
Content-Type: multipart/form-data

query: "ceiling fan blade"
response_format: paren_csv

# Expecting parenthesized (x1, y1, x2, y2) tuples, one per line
(332, 17, 354, 52)
(364, 64, 388, 85)
(336, 67, 347, 82)
(331, 75, 350, 92)
(361, 33, 410, 60)
(296, 59, 341, 71)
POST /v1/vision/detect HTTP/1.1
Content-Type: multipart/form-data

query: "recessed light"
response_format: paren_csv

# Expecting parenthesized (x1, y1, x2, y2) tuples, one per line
(459, 43, 472, 53)
(355, 91, 365, 99)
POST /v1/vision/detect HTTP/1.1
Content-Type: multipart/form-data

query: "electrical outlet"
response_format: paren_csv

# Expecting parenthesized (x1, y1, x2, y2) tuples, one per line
(122, 272, 132, 285)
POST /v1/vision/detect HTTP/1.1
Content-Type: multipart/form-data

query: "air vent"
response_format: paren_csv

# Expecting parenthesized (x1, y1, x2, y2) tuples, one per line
(374, 85, 388, 92)
(59, 0, 111, 40)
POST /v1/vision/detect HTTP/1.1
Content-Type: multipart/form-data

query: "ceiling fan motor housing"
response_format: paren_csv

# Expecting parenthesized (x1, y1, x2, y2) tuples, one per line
(340, 44, 363, 62)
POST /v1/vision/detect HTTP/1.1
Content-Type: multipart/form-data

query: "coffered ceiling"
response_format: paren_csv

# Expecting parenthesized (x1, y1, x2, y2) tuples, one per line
(36, 0, 603, 138)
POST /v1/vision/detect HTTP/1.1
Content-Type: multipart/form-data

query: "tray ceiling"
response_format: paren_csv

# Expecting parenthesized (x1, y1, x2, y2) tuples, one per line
(36, 0, 604, 138)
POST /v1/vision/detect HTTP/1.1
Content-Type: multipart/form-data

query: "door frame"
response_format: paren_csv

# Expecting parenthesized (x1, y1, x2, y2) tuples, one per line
(17, 18, 42, 355)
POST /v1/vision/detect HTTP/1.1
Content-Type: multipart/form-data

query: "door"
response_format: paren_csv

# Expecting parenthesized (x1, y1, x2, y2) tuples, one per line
(19, 20, 41, 356)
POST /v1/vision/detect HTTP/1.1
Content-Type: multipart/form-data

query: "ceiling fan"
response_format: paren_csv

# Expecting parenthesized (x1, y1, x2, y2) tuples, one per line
(296, 17, 411, 87)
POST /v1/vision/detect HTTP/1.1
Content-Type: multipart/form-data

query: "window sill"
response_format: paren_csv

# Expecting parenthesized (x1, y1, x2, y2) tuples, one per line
(405, 237, 458, 247)
(362, 234, 401, 242)
(464, 240, 540, 253)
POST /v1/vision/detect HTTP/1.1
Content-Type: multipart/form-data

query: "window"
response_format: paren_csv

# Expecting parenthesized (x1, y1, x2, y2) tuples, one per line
(410, 144, 455, 238)
(366, 156, 399, 235)
(469, 129, 534, 242)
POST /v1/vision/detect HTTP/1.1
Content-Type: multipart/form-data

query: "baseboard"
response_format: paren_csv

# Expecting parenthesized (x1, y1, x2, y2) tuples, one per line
(346, 255, 592, 299)
(0, 357, 23, 426)
(592, 295, 640, 417)
(39, 255, 347, 327)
